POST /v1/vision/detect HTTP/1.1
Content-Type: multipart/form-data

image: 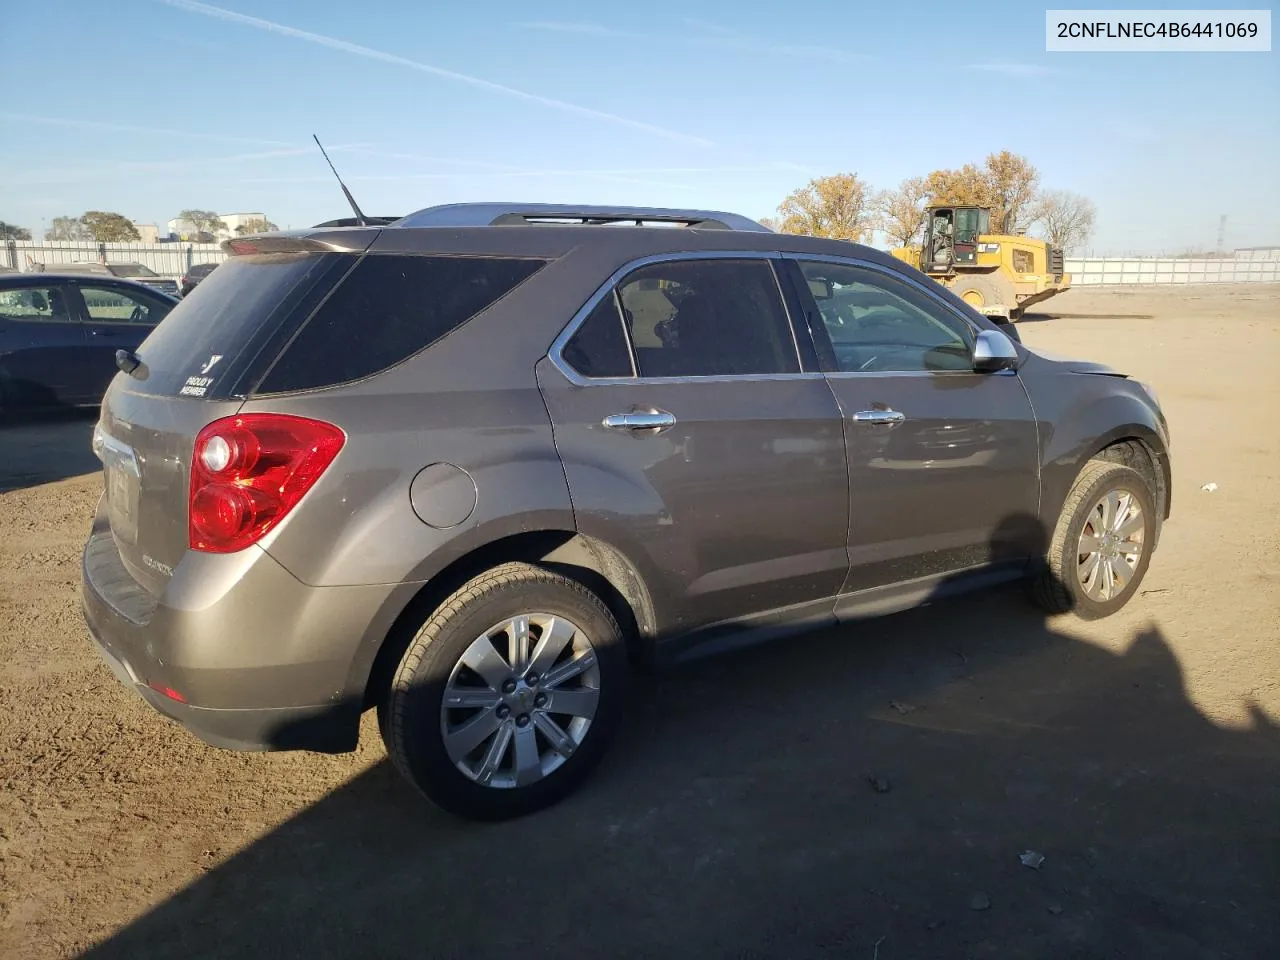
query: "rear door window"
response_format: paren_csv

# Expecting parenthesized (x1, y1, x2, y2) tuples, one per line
(255, 254, 548, 394)
(0, 286, 74, 323)
(78, 285, 173, 325)
(615, 259, 800, 378)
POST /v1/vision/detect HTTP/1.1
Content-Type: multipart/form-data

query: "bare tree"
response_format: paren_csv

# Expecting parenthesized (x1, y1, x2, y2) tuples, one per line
(874, 176, 929, 247)
(45, 215, 91, 241)
(1030, 190, 1096, 252)
(758, 216, 782, 232)
(179, 209, 226, 240)
(775, 173, 874, 241)
(235, 218, 280, 235)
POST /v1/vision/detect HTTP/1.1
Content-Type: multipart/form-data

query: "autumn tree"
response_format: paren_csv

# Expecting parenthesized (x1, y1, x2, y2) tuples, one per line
(773, 173, 874, 241)
(984, 150, 1040, 233)
(923, 163, 995, 211)
(81, 211, 140, 242)
(1030, 189, 1096, 252)
(874, 175, 929, 247)
(45, 215, 91, 241)
(924, 151, 1040, 233)
(235, 217, 279, 235)
(0, 221, 32, 240)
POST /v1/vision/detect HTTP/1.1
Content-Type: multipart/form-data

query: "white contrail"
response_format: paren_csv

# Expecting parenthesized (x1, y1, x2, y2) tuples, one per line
(155, 0, 713, 147)
(0, 112, 292, 146)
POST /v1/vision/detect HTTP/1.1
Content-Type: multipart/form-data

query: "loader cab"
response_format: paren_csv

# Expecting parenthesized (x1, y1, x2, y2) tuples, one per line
(923, 206, 991, 272)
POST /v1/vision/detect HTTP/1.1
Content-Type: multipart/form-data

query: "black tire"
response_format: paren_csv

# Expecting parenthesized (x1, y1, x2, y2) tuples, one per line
(1032, 460, 1157, 620)
(379, 562, 628, 821)
(950, 274, 1014, 321)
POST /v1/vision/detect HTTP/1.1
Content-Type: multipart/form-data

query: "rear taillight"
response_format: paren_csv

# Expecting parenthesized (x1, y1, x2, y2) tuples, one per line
(189, 413, 345, 553)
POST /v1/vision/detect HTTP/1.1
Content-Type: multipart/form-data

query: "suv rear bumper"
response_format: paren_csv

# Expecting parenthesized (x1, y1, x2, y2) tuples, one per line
(85, 628, 354, 752)
(80, 512, 411, 754)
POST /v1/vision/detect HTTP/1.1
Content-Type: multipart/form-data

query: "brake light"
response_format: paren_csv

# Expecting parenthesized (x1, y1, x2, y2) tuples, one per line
(189, 413, 345, 553)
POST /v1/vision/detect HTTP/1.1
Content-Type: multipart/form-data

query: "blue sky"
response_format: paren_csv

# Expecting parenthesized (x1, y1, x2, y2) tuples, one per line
(2, 0, 1276, 253)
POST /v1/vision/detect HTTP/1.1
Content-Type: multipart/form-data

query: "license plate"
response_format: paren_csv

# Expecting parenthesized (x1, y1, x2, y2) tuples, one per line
(101, 438, 140, 546)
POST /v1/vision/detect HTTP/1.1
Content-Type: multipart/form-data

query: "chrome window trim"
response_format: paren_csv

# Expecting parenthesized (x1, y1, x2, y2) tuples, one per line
(548, 250, 822, 387)
(782, 252, 1021, 378)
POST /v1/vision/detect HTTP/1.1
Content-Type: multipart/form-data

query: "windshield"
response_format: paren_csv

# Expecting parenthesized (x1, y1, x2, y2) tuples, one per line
(109, 263, 159, 278)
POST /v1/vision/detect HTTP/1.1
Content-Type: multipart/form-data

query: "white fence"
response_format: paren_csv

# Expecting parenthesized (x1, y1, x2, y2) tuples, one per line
(2, 241, 226, 279)
(1065, 255, 1280, 285)
(6, 240, 1280, 286)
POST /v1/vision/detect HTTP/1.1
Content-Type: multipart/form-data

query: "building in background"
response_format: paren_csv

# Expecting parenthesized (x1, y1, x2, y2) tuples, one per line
(133, 223, 160, 243)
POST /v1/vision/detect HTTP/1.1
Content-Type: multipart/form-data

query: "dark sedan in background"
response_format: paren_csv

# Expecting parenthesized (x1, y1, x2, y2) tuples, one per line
(36, 261, 181, 298)
(178, 261, 219, 297)
(0, 273, 177, 414)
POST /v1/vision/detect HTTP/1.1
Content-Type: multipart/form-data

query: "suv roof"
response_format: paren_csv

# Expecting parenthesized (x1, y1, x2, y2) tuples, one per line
(393, 203, 771, 231)
(241, 202, 890, 267)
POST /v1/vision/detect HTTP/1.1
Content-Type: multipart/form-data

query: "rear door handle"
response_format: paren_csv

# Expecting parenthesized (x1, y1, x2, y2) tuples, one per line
(602, 410, 677, 432)
(853, 409, 905, 425)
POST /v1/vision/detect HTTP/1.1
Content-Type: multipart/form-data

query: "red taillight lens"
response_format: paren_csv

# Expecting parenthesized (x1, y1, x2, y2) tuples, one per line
(189, 413, 345, 553)
(147, 681, 187, 703)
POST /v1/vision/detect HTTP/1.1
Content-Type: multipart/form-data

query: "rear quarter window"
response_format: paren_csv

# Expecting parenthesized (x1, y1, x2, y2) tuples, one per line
(130, 252, 352, 398)
(254, 254, 548, 394)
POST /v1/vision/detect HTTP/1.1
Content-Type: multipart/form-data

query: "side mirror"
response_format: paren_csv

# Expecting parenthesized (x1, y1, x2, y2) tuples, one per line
(972, 328, 1020, 372)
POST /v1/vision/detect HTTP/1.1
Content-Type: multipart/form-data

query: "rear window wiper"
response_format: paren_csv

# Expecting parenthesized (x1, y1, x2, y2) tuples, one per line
(115, 349, 144, 378)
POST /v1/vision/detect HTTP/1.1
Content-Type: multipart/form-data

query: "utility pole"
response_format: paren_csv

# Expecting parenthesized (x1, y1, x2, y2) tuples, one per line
(1216, 214, 1227, 256)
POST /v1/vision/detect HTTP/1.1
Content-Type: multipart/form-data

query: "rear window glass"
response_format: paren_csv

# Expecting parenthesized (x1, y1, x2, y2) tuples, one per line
(109, 263, 158, 278)
(255, 254, 548, 394)
(131, 252, 352, 398)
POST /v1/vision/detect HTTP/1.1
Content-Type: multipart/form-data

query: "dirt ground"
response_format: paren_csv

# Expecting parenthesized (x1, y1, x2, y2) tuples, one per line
(1, 284, 1277, 960)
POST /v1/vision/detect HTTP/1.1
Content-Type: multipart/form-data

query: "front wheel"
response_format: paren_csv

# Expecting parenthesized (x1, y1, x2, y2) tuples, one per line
(1032, 460, 1157, 619)
(380, 562, 628, 820)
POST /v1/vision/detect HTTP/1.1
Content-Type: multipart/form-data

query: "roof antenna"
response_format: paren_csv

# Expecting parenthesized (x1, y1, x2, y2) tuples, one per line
(313, 134, 367, 226)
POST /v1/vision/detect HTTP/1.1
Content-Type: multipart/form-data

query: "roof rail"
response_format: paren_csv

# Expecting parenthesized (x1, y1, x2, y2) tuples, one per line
(392, 203, 771, 232)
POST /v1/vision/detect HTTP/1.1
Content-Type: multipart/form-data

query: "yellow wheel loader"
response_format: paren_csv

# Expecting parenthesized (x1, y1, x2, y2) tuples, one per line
(890, 206, 1070, 321)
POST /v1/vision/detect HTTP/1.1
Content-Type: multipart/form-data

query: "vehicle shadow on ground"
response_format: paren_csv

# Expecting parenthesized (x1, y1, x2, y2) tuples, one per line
(0, 408, 99, 493)
(1020, 310, 1155, 323)
(81, 584, 1280, 958)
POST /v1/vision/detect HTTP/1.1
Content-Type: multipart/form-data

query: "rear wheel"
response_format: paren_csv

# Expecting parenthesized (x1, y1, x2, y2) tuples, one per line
(1032, 460, 1157, 619)
(380, 562, 628, 820)
(950, 274, 1014, 321)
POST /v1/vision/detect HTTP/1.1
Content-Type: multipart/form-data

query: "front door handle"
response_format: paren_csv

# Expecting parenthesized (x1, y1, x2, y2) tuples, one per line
(853, 409, 905, 425)
(602, 410, 677, 432)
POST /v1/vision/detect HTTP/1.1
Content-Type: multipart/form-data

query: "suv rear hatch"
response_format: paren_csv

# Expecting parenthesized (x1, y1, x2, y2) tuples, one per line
(94, 234, 373, 597)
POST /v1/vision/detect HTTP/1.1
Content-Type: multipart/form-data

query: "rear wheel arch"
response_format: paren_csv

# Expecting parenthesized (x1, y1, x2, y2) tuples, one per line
(359, 530, 656, 711)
